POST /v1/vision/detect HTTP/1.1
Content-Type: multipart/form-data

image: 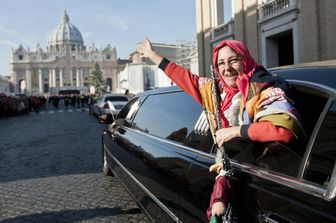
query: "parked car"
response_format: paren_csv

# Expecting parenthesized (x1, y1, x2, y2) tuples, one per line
(92, 93, 129, 117)
(99, 61, 336, 223)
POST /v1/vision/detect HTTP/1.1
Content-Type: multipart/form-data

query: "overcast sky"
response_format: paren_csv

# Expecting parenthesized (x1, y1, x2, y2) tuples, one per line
(0, 0, 196, 76)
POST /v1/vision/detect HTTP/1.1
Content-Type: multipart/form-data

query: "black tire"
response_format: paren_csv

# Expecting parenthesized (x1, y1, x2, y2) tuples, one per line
(103, 150, 112, 176)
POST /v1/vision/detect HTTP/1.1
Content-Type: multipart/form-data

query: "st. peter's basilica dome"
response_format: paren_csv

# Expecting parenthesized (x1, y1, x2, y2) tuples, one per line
(48, 10, 84, 51)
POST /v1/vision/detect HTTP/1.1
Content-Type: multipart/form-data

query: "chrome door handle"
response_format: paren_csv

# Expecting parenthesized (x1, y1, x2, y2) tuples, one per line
(258, 212, 280, 223)
(111, 129, 119, 140)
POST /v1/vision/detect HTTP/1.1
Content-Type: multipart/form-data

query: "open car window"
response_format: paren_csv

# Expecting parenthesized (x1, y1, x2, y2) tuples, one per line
(303, 99, 336, 186)
(223, 139, 302, 177)
(222, 82, 332, 179)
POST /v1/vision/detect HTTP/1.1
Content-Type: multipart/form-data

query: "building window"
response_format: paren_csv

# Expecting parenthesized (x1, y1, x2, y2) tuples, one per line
(18, 55, 23, 60)
(106, 54, 111, 59)
(223, 0, 233, 23)
(211, 0, 233, 27)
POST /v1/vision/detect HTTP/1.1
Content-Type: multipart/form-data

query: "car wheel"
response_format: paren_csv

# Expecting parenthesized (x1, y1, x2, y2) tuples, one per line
(103, 150, 112, 176)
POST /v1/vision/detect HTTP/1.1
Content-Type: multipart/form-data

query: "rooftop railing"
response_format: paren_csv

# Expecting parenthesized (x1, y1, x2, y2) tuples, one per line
(258, 0, 298, 20)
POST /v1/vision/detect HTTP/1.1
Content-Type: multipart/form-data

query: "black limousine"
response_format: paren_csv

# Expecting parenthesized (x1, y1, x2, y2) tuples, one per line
(100, 61, 336, 223)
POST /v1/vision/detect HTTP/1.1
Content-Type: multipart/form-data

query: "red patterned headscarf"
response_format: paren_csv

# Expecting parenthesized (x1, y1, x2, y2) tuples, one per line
(212, 40, 261, 127)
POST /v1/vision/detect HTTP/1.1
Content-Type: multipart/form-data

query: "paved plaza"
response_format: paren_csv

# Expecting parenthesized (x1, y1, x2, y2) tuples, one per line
(0, 107, 150, 223)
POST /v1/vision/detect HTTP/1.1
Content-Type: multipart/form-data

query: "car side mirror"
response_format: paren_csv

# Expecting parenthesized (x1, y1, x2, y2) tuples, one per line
(98, 114, 114, 124)
(111, 118, 126, 134)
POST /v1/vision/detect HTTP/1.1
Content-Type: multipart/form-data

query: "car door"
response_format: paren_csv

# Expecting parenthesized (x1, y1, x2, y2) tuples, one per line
(234, 83, 336, 223)
(103, 89, 204, 222)
(181, 82, 336, 223)
(248, 86, 336, 223)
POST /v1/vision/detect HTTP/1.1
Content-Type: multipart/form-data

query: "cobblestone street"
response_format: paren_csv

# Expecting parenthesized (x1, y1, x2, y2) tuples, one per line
(0, 107, 150, 223)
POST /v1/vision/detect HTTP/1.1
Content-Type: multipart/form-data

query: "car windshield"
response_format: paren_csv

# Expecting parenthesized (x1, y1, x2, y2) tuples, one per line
(104, 96, 128, 102)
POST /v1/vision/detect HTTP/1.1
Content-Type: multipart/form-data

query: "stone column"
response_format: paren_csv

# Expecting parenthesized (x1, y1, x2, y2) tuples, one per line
(52, 68, 56, 88)
(49, 68, 52, 88)
(11, 69, 19, 92)
(76, 68, 80, 87)
(26, 68, 32, 92)
(38, 69, 44, 93)
(70, 69, 73, 87)
(80, 69, 84, 86)
(60, 69, 63, 87)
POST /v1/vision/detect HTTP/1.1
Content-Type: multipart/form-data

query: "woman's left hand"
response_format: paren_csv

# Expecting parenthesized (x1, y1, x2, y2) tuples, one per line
(215, 126, 241, 147)
(137, 38, 153, 58)
(212, 201, 226, 216)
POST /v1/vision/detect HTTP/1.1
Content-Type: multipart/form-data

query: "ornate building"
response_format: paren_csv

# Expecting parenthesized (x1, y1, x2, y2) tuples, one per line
(10, 10, 124, 95)
(117, 40, 197, 94)
(196, 0, 336, 75)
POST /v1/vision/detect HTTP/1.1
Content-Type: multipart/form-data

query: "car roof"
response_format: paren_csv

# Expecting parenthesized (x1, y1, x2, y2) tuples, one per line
(270, 60, 336, 70)
(136, 86, 182, 97)
(269, 60, 336, 89)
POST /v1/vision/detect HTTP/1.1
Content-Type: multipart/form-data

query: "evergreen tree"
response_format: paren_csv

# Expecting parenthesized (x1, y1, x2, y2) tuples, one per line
(89, 62, 105, 94)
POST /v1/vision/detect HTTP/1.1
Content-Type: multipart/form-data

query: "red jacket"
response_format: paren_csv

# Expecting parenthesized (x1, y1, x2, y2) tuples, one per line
(159, 58, 295, 143)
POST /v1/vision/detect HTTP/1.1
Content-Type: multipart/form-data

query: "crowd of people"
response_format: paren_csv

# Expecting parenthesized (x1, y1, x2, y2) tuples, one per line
(0, 93, 97, 118)
(0, 94, 46, 117)
(48, 94, 96, 110)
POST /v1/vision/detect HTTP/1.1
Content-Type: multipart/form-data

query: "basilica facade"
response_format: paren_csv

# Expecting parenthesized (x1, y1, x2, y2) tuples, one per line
(10, 11, 125, 95)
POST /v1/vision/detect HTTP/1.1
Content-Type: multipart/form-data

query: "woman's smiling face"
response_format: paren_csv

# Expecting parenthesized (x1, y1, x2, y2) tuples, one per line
(217, 45, 244, 88)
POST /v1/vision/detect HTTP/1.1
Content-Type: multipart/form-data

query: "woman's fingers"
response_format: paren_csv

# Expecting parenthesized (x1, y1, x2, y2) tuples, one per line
(144, 37, 151, 45)
(137, 44, 146, 57)
(209, 163, 223, 173)
(212, 201, 225, 216)
(215, 126, 241, 146)
(137, 38, 151, 58)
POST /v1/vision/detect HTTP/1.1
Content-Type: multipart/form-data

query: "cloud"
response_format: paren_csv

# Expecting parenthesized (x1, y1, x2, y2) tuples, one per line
(0, 18, 15, 35)
(0, 38, 17, 47)
(83, 32, 94, 39)
(97, 15, 129, 32)
(0, 26, 15, 35)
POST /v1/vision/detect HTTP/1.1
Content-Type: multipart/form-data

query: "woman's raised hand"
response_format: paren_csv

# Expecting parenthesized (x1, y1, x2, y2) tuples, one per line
(137, 38, 153, 58)
(136, 37, 164, 65)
